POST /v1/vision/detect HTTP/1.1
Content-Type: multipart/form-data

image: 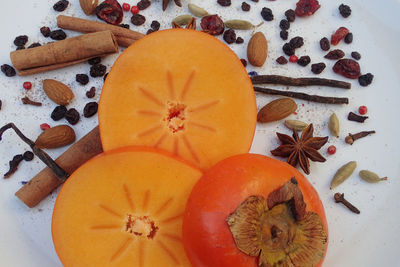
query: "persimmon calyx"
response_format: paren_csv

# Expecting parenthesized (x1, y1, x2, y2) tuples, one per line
(226, 179, 327, 267)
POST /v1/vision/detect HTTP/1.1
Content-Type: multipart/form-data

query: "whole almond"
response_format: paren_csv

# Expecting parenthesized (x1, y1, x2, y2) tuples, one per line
(247, 32, 268, 67)
(79, 0, 98, 15)
(35, 125, 76, 149)
(257, 98, 297, 123)
(43, 79, 74, 105)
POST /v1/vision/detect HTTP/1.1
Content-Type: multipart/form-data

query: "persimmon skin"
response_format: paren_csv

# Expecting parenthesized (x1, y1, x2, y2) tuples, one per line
(182, 154, 328, 267)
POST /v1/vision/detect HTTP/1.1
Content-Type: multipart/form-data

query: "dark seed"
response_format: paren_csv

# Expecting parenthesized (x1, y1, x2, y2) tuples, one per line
(241, 2, 250, 11)
(217, 0, 231, 7)
(279, 19, 290, 30)
(282, 43, 295, 56)
(339, 4, 351, 18)
(285, 9, 296, 22)
(65, 108, 80, 125)
(280, 30, 288, 40)
(289, 36, 304, 49)
(40, 26, 51, 37)
(50, 29, 67, 40)
(88, 57, 101, 65)
(261, 7, 274, 21)
(297, 56, 311, 67)
(320, 37, 330, 51)
(1, 64, 16, 77)
(83, 102, 98, 118)
(311, 62, 326, 74)
(4, 154, 24, 178)
(351, 51, 361, 60)
(151, 20, 161, 31)
(358, 73, 374, 87)
(90, 64, 107, 77)
(325, 49, 345, 60)
(235, 37, 244, 44)
(276, 56, 288, 65)
(223, 29, 236, 44)
(131, 14, 146, 26)
(53, 0, 69, 12)
(86, 87, 96, 98)
(51, 105, 67, 121)
(137, 0, 151, 10)
(76, 74, 89, 85)
(23, 151, 34, 161)
(344, 32, 353, 44)
(118, 24, 130, 29)
(13, 35, 28, 47)
(27, 42, 41, 49)
(240, 59, 247, 67)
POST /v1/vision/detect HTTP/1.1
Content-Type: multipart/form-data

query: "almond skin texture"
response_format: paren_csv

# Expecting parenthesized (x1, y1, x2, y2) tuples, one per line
(247, 32, 268, 67)
(43, 79, 74, 106)
(257, 98, 297, 123)
(79, 0, 98, 15)
(35, 125, 76, 149)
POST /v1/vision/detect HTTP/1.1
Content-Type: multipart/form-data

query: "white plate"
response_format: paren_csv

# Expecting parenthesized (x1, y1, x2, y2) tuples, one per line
(0, 0, 399, 266)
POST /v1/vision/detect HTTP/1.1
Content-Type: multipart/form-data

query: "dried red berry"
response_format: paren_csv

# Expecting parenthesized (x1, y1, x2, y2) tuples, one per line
(295, 0, 321, 17)
(324, 49, 345, 60)
(23, 81, 32, 90)
(122, 3, 130, 11)
(331, 27, 349, 45)
(276, 56, 288, 65)
(289, 55, 298, 63)
(40, 123, 51, 131)
(333, 59, 361, 79)
(327, 145, 336, 155)
(131, 5, 139, 14)
(96, 0, 123, 25)
(358, 106, 368, 115)
(200, 15, 224, 36)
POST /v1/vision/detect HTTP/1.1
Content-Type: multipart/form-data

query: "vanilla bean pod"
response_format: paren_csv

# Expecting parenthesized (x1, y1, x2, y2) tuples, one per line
(254, 87, 349, 104)
(251, 75, 351, 89)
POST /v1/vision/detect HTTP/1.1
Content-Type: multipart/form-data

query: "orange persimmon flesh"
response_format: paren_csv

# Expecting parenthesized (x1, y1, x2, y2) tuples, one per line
(99, 29, 257, 170)
(52, 147, 202, 267)
(183, 154, 328, 267)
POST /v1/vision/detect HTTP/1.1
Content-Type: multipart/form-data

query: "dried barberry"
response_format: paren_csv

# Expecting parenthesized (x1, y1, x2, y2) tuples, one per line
(131, 14, 146, 26)
(13, 35, 28, 47)
(137, 0, 151, 10)
(76, 74, 89, 85)
(65, 108, 80, 125)
(325, 49, 345, 60)
(223, 29, 236, 44)
(240, 59, 247, 67)
(86, 87, 96, 98)
(235, 37, 244, 44)
(344, 32, 353, 44)
(53, 0, 69, 12)
(285, 9, 296, 22)
(88, 57, 101, 65)
(280, 30, 288, 40)
(201, 15, 224, 35)
(333, 59, 361, 79)
(90, 64, 107, 77)
(1, 64, 16, 77)
(279, 19, 290, 30)
(297, 56, 311, 66)
(4, 154, 24, 178)
(295, 0, 321, 17)
(50, 29, 67, 40)
(83, 102, 98, 118)
(146, 29, 155, 35)
(331, 27, 349, 45)
(40, 26, 51, 37)
(151, 20, 161, 31)
(217, 0, 231, 7)
(27, 43, 41, 49)
(311, 62, 326, 74)
(351, 51, 361, 60)
(241, 2, 250, 11)
(261, 7, 274, 21)
(358, 73, 374, 87)
(96, 0, 123, 25)
(320, 37, 330, 51)
(119, 24, 130, 29)
(51, 105, 67, 121)
(276, 56, 288, 65)
(289, 36, 304, 49)
(282, 43, 295, 56)
(339, 4, 351, 18)
(23, 151, 34, 161)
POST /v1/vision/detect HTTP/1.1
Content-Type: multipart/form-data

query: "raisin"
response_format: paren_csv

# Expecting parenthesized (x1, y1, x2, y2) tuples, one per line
(279, 19, 290, 30)
(119, 24, 130, 29)
(83, 102, 98, 118)
(50, 29, 67, 40)
(200, 15, 224, 35)
(223, 29, 236, 44)
(86, 87, 96, 98)
(16, 46, 25, 50)
(241, 2, 250, 11)
(339, 4, 351, 18)
(311, 62, 326, 74)
(280, 30, 288, 40)
(90, 64, 107, 77)
(217, 0, 231, 7)
(351, 51, 361, 60)
(151, 20, 161, 31)
(320, 37, 330, 51)
(324, 49, 345, 60)
(65, 108, 80, 125)
(76, 74, 89, 85)
(285, 9, 296, 22)
(1, 64, 16, 77)
(137, 0, 151, 10)
(131, 14, 146, 26)
(240, 59, 247, 67)
(295, 0, 321, 17)
(23, 151, 34, 161)
(358, 73, 374, 87)
(4, 154, 24, 178)
(146, 29, 155, 35)
(261, 7, 274, 21)
(344, 32, 353, 44)
(333, 59, 361, 79)
(289, 36, 304, 49)
(235, 37, 244, 44)
(96, 0, 123, 25)
(88, 57, 101, 65)
(13, 35, 28, 47)
(40, 26, 51, 37)
(297, 56, 311, 66)
(51, 105, 67, 121)
(276, 56, 288, 65)
(53, 0, 69, 12)
(331, 27, 349, 45)
(282, 43, 295, 56)
(27, 43, 41, 49)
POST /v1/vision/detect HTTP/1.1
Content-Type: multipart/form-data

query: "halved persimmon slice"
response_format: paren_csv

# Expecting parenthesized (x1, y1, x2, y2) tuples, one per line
(99, 29, 257, 170)
(52, 147, 202, 267)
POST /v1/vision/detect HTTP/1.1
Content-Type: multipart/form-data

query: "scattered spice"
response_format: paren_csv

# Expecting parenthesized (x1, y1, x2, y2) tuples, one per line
(325, 49, 345, 60)
(285, 9, 296, 22)
(137, 0, 151, 10)
(297, 56, 311, 67)
(1, 64, 16, 77)
(201, 15, 224, 35)
(4, 154, 24, 178)
(339, 4, 351, 18)
(334, 193, 360, 214)
(65, 108, 80, 125)
(95, 0, 123, 25)
(88, 57, 101, 65)
(344, 32, 353, 44)
(280, 30, 288, 40)
(27, 43, 42, 49)
(359, 170, 387, 183)
(279, 19, 290, 30)
(240, 59, 247, 67)
(23, 151, 34, 161)
(50, 29, 67, 40)
(331, 27, 349, 45)
(333, 59, 361, 79)
(320, 37, 330, 51)
(358, 73, 374, 86)
(289, 36, 304, 49)
(131, 14, 146, 26)
(223, 29, 236, 44)
(53, 0, 69, 12)
(330, 161, 357, 189)
(241, 2, 250, 11)
(295, 0, 321, 17)
(151, 20, 160, 31)
(289, 55, 298, 63)
(311, 62, 326, 74)
(83, 102, 98, 118)
(90, 64, 107, 77)
(345, 131, 375, 145)
(21, 96, 42, 106)
(235, 37, 244, 44)
(348, 111, 368, 123)
(276, 56, 288, 65)
(51, 105, 67, 121)
(283, 43, 295, 56)
(14, 35, 28, 47)
(217, 0, 231, 7)
(261, 7, 274, 21)
(328, 113, 340, 137)
(327, 145, 336, 155)
(76, 74, 89, 85)
(358, 105, 367, 115)
(188, 3, 208, 17)
(40, 123, 51, 131)
(23, 81, 32, 90)
(284, 120, 308, 131)
(351, 51, 361, 60)
(86, 87, 96, 98)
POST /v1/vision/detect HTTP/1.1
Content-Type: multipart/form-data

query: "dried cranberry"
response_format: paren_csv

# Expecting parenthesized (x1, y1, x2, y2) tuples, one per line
(90, 64, 107, 77)
(324, 49, 345, 60)
(320, 37, 330, 51)
(240, 59, 247, 67)
(201, 15, 224, 35)
(217, 0, 231, 7)
(295, 0, 321, 17)
(131, 14, 146, 26)
(223, 29, 236, 44)
(297, 56, 311, 66)
(358, 73, 374, 87)
(119, 23, 130, 29)
(88, 57, 101, 65)
(351, 51, 361, 60)
(53, 0, 69, 12)
(333, 59, 361, 79)
(65, 108, 80, 125)
(339, 4, 351, 18)
(289, 36, 304, 49)
(331, 27, 349, 45)
(279, 19, 290, 30)
(280, 30, 288, 40)
(40, 27, 51, 37)
(282, 43, 295, 56)
(235, 37, 244, 44)
(276, 56, 288, 65)
(51, 105, 67, 121)
(96, 0, 123, 25)
(13, 35, 28, 47)
(285, 9, 296, 22)
(344, 32, 353, 44)
(261, 7, 274, 21)
(1, 64, 16, 77)
(27, 42, 41, 49)
(86, 87, 96, 98)
(50, 29, 67, 40)
(83, 102, 98, 118)
(311, 62, 326, 74)
(137, 0, 151, 10)
(23, 151, 34, 161)
(241, 2, 250, 11)
(151, 20, 161, 31)
(76, 74, 89, 85)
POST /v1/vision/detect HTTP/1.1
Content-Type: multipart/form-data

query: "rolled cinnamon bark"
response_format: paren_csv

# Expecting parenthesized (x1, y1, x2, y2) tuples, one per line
(57, 15, 145, 47)
(10, 30, 118, 76)
(15, 126, 103, 208)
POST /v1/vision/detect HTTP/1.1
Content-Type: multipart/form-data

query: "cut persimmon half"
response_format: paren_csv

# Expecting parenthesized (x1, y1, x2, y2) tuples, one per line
(99, 29, 257, 170)
(52, 147, 202, 267)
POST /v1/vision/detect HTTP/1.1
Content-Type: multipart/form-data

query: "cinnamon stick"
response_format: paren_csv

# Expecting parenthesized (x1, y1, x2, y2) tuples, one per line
(57, 15, 145, 47)
(15, 126, 102, 208)
(251, 75, 351, 89)
(10, 31, 118, 76)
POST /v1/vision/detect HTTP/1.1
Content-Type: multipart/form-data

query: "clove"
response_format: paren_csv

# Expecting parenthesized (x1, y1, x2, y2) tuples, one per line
(21, 96, 42, 106)
(334, 193, 360, 214)
(348, 112, 368, 123)
(345, 130, 375, 145)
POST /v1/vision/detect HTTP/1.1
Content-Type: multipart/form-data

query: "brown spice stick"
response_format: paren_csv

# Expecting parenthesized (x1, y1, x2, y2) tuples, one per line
(57, 15, 144, 47)
(254, 87, 349, 104)
(251, 75, 351, 89)
(21, 96, 42, 106)
(11, 31, 118, 76)
(15, 126, 102, 208)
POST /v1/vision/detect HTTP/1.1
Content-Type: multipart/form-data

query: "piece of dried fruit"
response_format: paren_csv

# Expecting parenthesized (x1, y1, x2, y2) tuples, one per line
(241, 2, 250, 11)
(23, 151, 34, 161)
(200, 15, 224, 35)
(351, 51, 361, 60)
(40, 123, 51, 131)
(35, 125, 76, 149)
(43, 79, 74, 105)
(4, 154, 24, 178)
(289, 55, 298, 63)
(285, 9, 296, 22)
(1, 64, 16, 77)
(76, 74, 89, 85)
(297, 55, 311, 66)
(223, 29, 236, 44)
(79, 0, 99, 15)
(88, 57, 101, 65)
(282, 43, 295, 56)
(289, 36, 304, 49)
(86, 87, 96, 98)
(331, 27, 349, 45)
(130, 5, 139, 14)
(95, 0, 123, 25)
(276, 56, 288, 65)
(23, 81, 32, 90)
(279, 19, 290, 30)
(344, 32, 353, 44)
(14, 35, 28, 47)
(359, 170, 387, 183)
(320, 37, 330, 51)
(53, 0, 69, 12)
(295, 0, 321, 17)
(217, 0, 231, 7)
(51, 105, 67, 121)
(280, 30, 288, 40)
(327, 145, 336, 155)
(150, 20, 160, 31)
(247, 32, 268, 67)
(90, 64, 107, 77)
(358, 73, 374, 86)
(50, 29, 67, 40)
(261, 7, 273, 21)
(284, 120, 308, 131)
(131, 14, 146, 25)
(258, 98, 297, 123)
(333, 59, 361, 79)
(311, 62, 326, 74)
(40, 27, 51, 37)
(358, 105, 367, 115)
(235, 37, 244, 44)
(83, 102, 98, 118)
(65, 108, 80, 125)
(137, 0, 151, 10)
(330, 161, 357, 189)
(328, 113, 339, 137)
(325, 49, 345, 60)
(339, 4, 351, 18)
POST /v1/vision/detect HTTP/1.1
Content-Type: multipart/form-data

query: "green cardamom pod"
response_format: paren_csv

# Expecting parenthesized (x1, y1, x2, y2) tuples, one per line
(359, 170, 387, 183)
(284, 120, 308, 131)
(328, 113, 339, 137)
(188, 3, 208, 17)
(172, 15, 194, 26)
(330, 161, 357, 189)
(224, 20, 263, 30)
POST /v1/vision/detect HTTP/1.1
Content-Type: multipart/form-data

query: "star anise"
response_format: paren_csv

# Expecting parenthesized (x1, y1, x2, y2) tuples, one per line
(271, 123, 328, 174)
(162, 0, 182, 11)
